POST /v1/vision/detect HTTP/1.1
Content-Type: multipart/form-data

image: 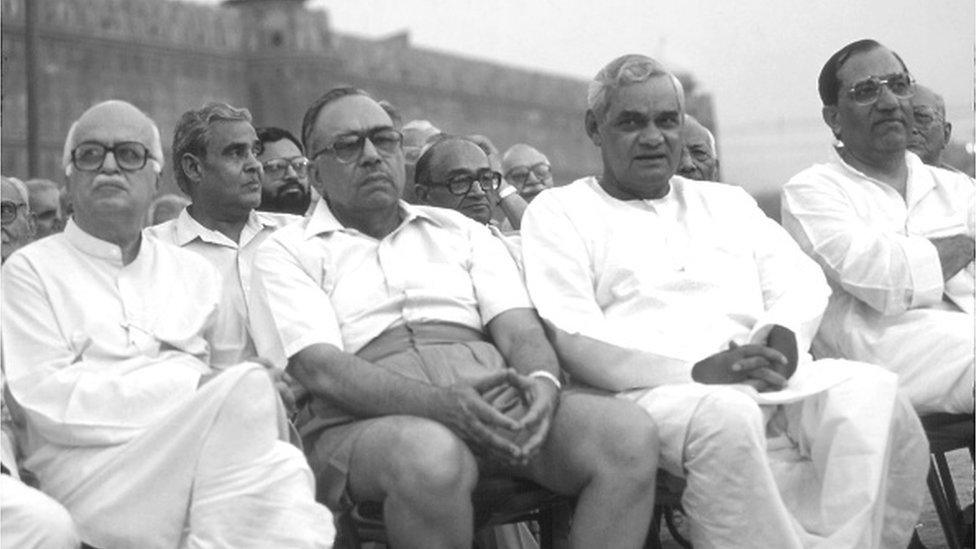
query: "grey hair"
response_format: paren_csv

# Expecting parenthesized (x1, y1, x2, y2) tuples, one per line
(62, 101, 164, 176)
(587, 54, 685, 121)
(684, 114, 717, 153)
(3, 176, 31, 205)
(172, 102, 252, 195)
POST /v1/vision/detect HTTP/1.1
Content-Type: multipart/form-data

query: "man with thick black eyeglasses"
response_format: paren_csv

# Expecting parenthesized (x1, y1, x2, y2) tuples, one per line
(255, 126, 315, 215)
(414, 135, 502, 225)
(1, 176, 35, 263)
(782, 39, 974, 416)
(255, 86, 661, 548)
(2, 100, 333, 548)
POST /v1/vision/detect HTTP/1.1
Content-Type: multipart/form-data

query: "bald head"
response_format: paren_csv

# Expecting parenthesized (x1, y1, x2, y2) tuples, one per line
(908, 84, 952, 166)
(502, 144, 553, 202)
(62, 100, 163, 238)
(415, 136, 496, 224)
(677, 115, 719, 181)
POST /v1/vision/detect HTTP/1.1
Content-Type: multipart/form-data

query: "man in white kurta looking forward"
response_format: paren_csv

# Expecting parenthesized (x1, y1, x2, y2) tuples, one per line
(1, 100, 333, 548)
(781, 39, 974, 415)
(521, 54, 929, 549)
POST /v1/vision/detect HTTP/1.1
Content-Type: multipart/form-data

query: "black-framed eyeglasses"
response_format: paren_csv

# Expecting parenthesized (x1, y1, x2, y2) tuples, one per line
(846, 72, 915, 105)
(71, 141, 153, 172)
(261, 156, 310, 178)
(0, 201, 27, 225)
(311, 128, 403, 164)
(505, 162, 551, 186)
(429, 169, 502, 196)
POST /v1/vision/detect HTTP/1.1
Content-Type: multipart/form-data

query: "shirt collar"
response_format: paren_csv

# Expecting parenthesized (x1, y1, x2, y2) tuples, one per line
(303, 198, 440, 239)
(64, 218, 126, 263)
(174, 208, 278, 248)
(830, 146, 934, 201)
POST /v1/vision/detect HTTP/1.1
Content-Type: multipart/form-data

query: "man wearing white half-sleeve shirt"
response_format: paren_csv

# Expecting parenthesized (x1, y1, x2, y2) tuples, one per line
(781, 39, 974, 415)
(254, 86, 661, 548)
(1, 100, 333, 548)
(521, 54, 928, 549)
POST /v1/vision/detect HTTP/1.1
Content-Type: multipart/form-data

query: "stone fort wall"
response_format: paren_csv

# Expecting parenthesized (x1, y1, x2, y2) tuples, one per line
(1, 0, 714, 194)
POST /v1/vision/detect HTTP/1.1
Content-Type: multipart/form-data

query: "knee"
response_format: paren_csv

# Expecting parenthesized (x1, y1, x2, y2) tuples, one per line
(223, 367, 278, 424)
(571, 402, 659, 491)
(385, 421, 478, 499)
(690, 388, 764, 440)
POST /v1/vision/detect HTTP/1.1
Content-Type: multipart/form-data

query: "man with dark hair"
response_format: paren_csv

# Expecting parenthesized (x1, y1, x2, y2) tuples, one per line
(255, 126, 313, 215)
(782, 39, 974, 415)
(908, 84, 955, 169)
(676, 115, 719, 182)
(255, 87, 661, 548)
(3, 100, 332, 548)
(522, 53, 928, 548)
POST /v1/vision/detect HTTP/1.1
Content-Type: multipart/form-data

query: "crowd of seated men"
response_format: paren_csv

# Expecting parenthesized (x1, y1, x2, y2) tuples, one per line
(0, 38, 971, 549)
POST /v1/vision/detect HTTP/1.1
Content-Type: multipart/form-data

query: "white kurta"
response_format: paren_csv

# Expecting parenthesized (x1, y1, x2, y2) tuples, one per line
(147, 209, 297, 368)
(1, 220, 333, 548)
(521, 176, 929, 549)
(782, 148, 975, 414)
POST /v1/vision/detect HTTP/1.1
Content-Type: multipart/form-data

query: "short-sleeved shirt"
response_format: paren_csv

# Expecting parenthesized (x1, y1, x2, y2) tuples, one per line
(147, 209, 297, 368)
(254, 199, 532, 357)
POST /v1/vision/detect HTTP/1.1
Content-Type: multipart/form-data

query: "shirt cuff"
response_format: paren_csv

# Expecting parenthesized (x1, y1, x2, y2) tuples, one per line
(904, 236, 945, 308)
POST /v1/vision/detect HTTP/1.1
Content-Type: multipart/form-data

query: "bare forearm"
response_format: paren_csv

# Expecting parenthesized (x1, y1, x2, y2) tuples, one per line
(288, 343, 445, 419)
(930, 234, 975, 281)
(489, 309, 559, 377)
(547, 326, 691, 391)
(496, 194, 528, 230)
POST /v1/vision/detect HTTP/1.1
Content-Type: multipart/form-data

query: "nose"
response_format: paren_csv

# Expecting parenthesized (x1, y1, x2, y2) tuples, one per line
(359, 137, 382, 164)
(875, 83, 900, 109)
(244, 150, 261, 174)
(637, 124, 664, 146)
(468, 180, 488, 197)
(101, 150, 120, 173)
(678, 148, 695, 172)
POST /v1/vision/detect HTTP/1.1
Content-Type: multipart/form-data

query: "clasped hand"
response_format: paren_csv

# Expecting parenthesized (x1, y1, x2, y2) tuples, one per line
(436, 369, 559, 467)
(692, 342, 789, 392)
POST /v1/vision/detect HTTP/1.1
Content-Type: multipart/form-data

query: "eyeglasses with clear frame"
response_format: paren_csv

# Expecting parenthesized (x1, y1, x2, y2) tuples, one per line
(846, 72, 915, 106)
(428, 169, 502, 196)
(311, 128, 403, 164)
(504, 162, 552, 186)
(71, 141, 154, 172)
(261, 156, 310, 178)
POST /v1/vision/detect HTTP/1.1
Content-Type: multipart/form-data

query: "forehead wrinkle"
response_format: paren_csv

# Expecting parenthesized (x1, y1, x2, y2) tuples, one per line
(310, 96, 392, 151)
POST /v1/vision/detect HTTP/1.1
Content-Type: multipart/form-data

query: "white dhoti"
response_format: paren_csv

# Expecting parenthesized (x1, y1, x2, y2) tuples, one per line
(817, 305, 975, 414)
(0, 474, 80, 549)
(23, 364, 335, 549)
(620, 360, 929, 549)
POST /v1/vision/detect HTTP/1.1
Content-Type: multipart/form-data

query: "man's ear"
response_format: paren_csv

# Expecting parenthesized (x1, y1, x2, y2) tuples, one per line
(181, 153, 203, 186)
(585, 110, 602, 147)
(943, 120, 952, 144)
(822, 106, 842, 140)
(414, 185, 428, 202)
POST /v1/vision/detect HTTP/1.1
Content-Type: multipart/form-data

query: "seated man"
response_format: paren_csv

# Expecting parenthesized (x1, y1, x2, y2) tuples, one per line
(676, 115, 719, 181)
(414, 135, 525, 269)
(502, 144, 555, 204)
(907, 84, 958, 171)
(254, 86, 660, 548)
(148, 103, 296, 372)
(1, 176, 36, 264)
(521, 54, 929, 549)
(781, 39, 974, 414)
(1, 100, 333, 548)
(25, 178, 65, 238)
(255, 126, 315, 215)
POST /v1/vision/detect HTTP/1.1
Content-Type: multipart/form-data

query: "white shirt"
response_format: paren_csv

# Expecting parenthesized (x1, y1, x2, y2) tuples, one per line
(1, 220, 220, 451)
(147, 209, 297, 368)
(255, 199, 531, 357)
(521, 176, 831, 382)
(781, 148, 975, 320)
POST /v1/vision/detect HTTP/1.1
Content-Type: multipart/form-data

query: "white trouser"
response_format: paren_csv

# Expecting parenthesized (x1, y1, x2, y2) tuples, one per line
(0, 474, 80, 549)
(621, 360, 928, 549)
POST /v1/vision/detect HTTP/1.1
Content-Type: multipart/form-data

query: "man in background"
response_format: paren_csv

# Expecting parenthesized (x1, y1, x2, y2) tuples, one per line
(25, 179, 65, 238)
(256, 126, 314, 215)
(676, 115, 719, 181)
(1, 176, 35, 263)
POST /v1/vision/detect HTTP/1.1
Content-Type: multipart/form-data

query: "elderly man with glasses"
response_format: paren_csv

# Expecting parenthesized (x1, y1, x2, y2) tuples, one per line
(907, 84, 958, 171)
(1, 176, 36, 263)
(2, 100, 334, 548)
(676, 115, 720, 182)
(253, 86, 662, 548)
(781, 39, 975, 415)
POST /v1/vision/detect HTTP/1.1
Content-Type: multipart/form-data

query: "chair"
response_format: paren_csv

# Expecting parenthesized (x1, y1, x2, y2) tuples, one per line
(918, 413, 974, 549)
(335, 476, 570, 548)
(646, 470, 691, 549)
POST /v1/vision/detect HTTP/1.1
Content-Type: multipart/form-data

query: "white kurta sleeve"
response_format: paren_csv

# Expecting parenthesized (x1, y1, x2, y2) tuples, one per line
(253, 233, 344, 359)
(1, 255, 209, 447)
(781, 175, 944, 315)
(737, 191, 831, 353)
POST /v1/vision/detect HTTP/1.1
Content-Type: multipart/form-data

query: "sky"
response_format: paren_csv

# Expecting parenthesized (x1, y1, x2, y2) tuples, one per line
(191, 0, 975, 194)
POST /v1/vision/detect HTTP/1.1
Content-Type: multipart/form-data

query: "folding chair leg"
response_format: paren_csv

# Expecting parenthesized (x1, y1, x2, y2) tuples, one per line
(927, 455, 965, 549)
